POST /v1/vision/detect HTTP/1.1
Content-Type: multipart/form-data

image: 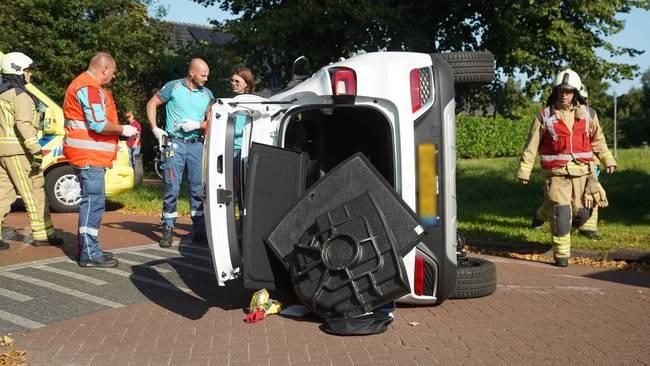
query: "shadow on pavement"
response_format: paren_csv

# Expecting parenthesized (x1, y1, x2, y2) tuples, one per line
(584, 270, 650, 288)
(104, 221, 192, 244)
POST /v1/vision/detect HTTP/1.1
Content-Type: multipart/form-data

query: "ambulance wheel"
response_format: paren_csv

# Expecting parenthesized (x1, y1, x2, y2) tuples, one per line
(434, 51, 495, 85)
(46, 165, 81, 213)
(451, 257, 497, 299)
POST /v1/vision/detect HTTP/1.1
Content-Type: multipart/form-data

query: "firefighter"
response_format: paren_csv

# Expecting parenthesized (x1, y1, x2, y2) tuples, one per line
(0, 52, 64, 249)
(517, 69, 616, 266)
(63, 52, 137, 267)
(530, 87, 606, 240)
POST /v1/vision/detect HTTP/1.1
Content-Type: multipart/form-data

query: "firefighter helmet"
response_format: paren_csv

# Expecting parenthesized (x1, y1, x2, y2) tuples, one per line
(1, 52, 34, 76)
(553, 69, 582, 91)
(579, 85, 588, 99)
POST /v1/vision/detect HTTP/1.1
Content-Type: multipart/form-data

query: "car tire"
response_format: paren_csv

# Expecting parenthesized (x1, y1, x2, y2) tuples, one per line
(435, 51, 495, 85)
(451, 257, 497, 299)
(45, 165, 81, 213)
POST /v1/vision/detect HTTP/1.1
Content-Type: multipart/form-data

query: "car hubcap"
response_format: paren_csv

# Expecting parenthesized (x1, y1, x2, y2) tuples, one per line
(55, 174, 81, 206)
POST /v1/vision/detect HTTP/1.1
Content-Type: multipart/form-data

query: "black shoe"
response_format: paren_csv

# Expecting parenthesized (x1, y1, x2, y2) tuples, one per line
(0, 240, 9, 250)
(192, 232, 208, 244)
(28, 235, 64, 247)
(553, 256, 569, 267)
(531, 216, 544, 229)
(102, 251, 114, 259)
(79, 255, 119, 268)
(579, 230, 602, 241)
(159, 226, 174, 248)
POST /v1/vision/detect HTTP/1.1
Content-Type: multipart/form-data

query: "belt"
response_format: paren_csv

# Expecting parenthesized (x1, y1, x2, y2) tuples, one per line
(170, 136, 203, 144)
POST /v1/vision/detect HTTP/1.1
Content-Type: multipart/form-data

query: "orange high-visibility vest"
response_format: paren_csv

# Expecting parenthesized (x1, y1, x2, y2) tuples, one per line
(538, 104, 593, 170)
(62, 71, 118, 168)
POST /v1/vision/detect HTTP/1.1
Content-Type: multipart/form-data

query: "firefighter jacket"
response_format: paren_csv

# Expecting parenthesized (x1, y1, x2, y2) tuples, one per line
(517, 102, 616, 181)
(63, 71, 119, 168)
(0, 88, 40, 157)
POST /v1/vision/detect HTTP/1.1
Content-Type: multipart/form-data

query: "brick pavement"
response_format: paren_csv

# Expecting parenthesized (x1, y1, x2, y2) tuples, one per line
(6, 254, 649, 366)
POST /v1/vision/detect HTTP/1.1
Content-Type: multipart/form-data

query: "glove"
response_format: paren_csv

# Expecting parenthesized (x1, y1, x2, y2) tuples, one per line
(152, 127, 168, 147)
(31, 152, 43, 170)
(121, 124, 138, 137)
(180, 120, 201, 132)
(584, 175, 609, 208)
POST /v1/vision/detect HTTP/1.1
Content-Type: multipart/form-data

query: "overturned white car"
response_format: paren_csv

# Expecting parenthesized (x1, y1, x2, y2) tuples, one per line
(203, 51, 496, 315)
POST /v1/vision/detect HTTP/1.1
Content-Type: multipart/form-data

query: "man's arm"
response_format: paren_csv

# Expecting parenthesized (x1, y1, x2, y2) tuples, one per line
(589, 111, 616, 174)
(13, 93, 41, 155)
(516, 116, 544, 183)
(146, 94, 165, 130)
(76, 87, 123, 136)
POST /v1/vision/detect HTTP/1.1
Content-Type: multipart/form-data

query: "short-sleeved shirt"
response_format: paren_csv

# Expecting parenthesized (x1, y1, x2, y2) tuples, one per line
(126, 120, 142, 148)
(156, 78, 213, 139)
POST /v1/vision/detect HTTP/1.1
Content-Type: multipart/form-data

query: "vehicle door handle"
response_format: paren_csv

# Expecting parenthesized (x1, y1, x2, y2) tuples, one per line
(217, 188, 232, 204)
(217, 155, 223, 173)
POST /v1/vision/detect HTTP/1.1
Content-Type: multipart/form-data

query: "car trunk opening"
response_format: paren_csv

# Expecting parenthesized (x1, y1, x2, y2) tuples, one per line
(281, 106, 395, 188)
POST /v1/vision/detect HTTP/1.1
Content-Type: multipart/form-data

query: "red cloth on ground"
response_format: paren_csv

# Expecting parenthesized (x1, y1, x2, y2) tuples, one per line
(244, 309, 266, 323)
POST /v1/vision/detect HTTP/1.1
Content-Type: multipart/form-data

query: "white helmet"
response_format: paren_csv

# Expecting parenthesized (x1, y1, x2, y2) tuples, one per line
(1, 52, 34, 76)
(553, 68, 582, 91)
(579, 85, 588, 99)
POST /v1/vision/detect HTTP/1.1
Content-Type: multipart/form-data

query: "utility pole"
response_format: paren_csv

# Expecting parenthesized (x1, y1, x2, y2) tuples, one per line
(613, 92, 618, 158)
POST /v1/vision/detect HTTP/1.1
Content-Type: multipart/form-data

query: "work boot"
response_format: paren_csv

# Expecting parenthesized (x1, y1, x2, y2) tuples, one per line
(530, 216, 544, 230)
(101, 251, 114, 259)
(553, 256, 569, 267)
(79, 255, 119, 268)
(579, 230, 602, 241)
(28, 235, 64, 247)
(0, 240, 9, 250)
(159, 226, 174, 248)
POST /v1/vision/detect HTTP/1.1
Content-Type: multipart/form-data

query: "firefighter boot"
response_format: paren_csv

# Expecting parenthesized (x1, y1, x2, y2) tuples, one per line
(28, 234, 64, 247)
(579, 230, 602, 241)
(0, 239, 8, 250)
(553, 256, 569, 267)
(160, 226, 174, 248)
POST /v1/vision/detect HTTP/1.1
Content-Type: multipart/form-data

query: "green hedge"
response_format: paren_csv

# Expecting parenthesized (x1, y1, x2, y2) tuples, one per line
(456, 114, 532, 159)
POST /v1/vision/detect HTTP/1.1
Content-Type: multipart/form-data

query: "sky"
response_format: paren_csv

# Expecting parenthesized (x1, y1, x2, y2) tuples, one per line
(155, 1, 649, 95)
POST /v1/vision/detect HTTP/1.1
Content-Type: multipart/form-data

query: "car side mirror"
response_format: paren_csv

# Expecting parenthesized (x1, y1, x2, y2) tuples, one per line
(292, 56, 310, 82)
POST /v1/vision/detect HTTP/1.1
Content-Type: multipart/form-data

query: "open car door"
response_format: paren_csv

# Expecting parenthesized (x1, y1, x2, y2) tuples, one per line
(203, 94, 284, 286)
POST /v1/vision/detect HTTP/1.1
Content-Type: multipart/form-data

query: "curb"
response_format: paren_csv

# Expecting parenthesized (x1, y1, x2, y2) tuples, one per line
(466, 239, 650, 262)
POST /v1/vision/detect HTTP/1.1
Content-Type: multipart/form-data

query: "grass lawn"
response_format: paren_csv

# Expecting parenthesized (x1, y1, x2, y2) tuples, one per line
(457, 147, 650, 252)
(108, 181, 190, 216)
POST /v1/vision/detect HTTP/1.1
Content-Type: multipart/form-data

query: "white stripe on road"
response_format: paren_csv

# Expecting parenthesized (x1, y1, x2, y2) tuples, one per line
(117, 258, 173, 273)
(155, 247, 212, 262)
(0, 288, 32, 302)
(0, 309, 44, 329)
(0, 272, 122, 308)
(36, 265, 107, 285)
(128, 251, 213, 274)
(100, 268, 192, 294)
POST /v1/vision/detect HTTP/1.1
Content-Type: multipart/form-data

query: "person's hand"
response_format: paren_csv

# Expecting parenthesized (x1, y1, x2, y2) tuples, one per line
(121, 125, 138, 137)
(31, 151, 43, 171)
(606, 166, 616, 174)
(517, 178, 529, 185)
(152, 127, 168, 146)
(180, 120, 201, 132)
(585, 176, 609, 208)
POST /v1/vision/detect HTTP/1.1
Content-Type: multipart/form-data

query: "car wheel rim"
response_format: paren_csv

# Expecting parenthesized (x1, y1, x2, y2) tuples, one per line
(55, 174, 81, 206)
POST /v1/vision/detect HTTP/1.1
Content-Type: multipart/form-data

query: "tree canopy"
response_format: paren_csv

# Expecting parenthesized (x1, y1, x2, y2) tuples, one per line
(195, 0, 649, 97)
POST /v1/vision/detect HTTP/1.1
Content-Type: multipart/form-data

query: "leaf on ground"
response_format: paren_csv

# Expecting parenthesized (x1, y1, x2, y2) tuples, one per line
(0, 336, 13, 347)
(408, 321, 420, 327)
(0, 350, 27, 366)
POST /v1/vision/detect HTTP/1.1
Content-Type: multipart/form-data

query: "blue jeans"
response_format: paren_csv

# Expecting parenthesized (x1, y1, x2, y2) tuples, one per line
(76, 167, 106, 262)
(129, 146, 140, 168)
(161, 140, 205, 234)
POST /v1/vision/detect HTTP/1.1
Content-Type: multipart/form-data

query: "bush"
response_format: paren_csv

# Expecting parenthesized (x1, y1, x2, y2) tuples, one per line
(456, 113, 532, 159)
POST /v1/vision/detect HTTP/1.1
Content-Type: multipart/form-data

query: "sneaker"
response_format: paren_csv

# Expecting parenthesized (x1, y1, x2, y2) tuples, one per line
(79, 255, 119, 268)
(192, 232, 208, 244)
(553, 256, 569, 267)
(0, 240, 9, 250)
(579, 230, 602, 241)
(531, 216, 544, 230)
(29, 235, 64, 247)
(159, 226, 174, 248)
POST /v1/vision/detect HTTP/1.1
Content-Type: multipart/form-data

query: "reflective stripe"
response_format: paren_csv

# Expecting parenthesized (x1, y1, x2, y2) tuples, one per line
(190, 210, 204, 217)
(600, 151, 614, 161)
(541, 107, 559, 141)
(552, 233, 571, 256)
(64, 119, 89, 130)
(0, 137, 20, 142)
(79, 226, 99, 236)
(540, 151, 592, 161)
(163, 211, 178, 218)
(581, 105, 590, 133)
(63, 137, 115, 152)
(519, 161, 534, 172)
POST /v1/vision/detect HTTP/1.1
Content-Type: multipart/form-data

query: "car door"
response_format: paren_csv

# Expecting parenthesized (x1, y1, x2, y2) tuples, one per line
(203, 94, 285, 286)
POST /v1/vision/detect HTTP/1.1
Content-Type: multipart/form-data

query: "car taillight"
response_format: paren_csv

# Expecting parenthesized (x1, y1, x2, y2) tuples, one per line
(410, 67, 432, 113)
(414, 256, 425, 295)
(329, 67, 356, 96)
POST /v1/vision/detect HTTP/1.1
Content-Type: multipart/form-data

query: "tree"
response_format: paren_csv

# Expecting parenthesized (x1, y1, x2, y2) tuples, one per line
(0, 0, 172, 119)
(193, 0, 649, 98)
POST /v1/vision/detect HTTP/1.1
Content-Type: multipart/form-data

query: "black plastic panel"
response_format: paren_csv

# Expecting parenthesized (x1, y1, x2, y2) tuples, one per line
(242, 143, 308, 290)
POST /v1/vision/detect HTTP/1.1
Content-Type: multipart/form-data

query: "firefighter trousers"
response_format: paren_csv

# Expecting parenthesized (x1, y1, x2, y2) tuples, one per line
(535, 202, 598, 232)
(0, 155, 55, 241)
(542, 175, 589, 258)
